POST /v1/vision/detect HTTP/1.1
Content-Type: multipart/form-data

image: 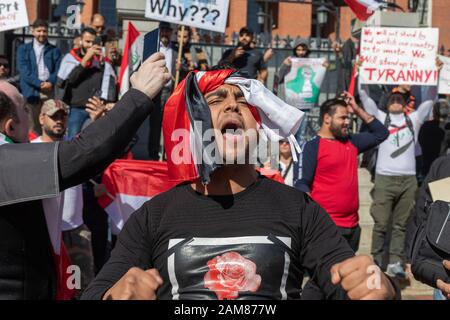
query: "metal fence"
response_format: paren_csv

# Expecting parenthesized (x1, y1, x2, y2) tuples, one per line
(193, 32, 346, 140)
(9, 31, 349, 141)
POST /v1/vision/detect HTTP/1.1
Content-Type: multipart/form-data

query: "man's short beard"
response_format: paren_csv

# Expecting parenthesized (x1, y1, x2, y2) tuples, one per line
(238, 40, 251, 50)
(44, 127, 65, 140)
(330, 123, 348, 142)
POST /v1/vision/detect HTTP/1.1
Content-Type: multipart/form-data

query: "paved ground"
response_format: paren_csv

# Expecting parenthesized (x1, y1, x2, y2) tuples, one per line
(357, 169, 434, 300)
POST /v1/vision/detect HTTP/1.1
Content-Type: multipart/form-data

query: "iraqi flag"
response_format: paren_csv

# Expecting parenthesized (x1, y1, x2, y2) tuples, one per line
(118, 22, 142, 98)
(344, 0, 385, 21)
(162, 69, 304, 185)
(98, 160, 177, 232)
(97, 160, 286, 233)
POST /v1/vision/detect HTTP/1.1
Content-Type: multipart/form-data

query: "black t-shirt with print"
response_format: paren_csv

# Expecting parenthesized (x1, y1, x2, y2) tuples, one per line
(82, 175, 354, 300)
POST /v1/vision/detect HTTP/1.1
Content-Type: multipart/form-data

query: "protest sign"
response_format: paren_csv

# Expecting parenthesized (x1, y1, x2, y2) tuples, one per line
(145, 0, 229, 33)
(0, 0, 29, 32)
(359, 27, 439, 86)
(284, 58, 326, 110)
(438, 55, 450, 94)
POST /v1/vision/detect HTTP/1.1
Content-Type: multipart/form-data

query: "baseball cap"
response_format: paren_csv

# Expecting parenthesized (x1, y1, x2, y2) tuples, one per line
(41, 99, 69, 116)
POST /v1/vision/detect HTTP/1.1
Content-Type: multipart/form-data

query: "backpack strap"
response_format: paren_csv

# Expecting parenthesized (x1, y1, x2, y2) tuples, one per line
(384, 113, 391, 128)
(385, 112, 415, 141)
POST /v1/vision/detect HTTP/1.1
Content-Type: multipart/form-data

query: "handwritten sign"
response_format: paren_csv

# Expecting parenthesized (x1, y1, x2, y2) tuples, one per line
(284, 58, 326, 110)
(438, 55, 450, 95)
(145, 0, 229, 33)
(360, 27, 439, 86)
(0, 0, 29, 32)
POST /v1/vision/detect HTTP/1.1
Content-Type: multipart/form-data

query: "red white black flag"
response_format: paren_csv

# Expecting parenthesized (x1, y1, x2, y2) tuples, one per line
(344, 0, 385, 21)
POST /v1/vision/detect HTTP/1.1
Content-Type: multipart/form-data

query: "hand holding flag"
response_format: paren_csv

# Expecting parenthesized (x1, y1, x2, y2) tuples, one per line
(130, 52, 171, 99)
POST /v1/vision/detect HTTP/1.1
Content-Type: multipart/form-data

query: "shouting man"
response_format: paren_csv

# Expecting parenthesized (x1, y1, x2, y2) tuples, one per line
(83, 69, 398, 300)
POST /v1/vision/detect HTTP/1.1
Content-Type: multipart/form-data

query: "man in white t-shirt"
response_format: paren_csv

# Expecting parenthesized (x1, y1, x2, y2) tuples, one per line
(360, 88, 433, 279)
(32, 99, 94, 297)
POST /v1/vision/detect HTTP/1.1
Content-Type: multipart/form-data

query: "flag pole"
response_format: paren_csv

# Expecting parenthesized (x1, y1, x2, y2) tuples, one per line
(89, 179, 115, 200)
(174, 25, 185, 88)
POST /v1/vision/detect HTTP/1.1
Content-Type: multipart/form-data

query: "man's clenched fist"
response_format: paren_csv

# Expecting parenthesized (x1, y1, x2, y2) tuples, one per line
(131, 52, 171, 100)
(102, 267, 163, 300)
(436, 260, 450, 299)
(331, 255, 396, 300)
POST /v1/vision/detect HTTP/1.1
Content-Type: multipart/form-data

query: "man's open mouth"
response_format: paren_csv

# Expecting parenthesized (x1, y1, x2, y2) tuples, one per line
(220, 118, 245, 142)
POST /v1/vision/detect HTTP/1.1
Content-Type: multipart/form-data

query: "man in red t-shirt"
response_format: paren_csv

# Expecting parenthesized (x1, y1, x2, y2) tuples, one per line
(295, 92, 388, 251)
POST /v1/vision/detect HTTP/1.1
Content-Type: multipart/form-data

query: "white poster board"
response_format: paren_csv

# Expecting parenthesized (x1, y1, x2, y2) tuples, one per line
(284, 58, 326, 110)
(145, 0, 229, 33)
(360, 27, 439, 86)
(429, 177, 450, 203)
(438, 55, 450, 95)
(0, 0, 29, 32)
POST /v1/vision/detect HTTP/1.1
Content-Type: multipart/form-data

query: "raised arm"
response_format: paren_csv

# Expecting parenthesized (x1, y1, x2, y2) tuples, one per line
(359, 83, 383, 120)
(413, 99, 434, 125)
(343, 91, 389, 153)
(58, 53, 171, 190)
(58, 89, 151, 189)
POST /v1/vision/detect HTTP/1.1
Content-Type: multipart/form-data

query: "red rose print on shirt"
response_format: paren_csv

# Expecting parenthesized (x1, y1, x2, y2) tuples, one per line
(203, 251, 262, 300)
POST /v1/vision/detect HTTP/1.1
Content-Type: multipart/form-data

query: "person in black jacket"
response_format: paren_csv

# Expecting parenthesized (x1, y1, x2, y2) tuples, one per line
(0, 52, 170, 300)
(406, 155, 450, 300)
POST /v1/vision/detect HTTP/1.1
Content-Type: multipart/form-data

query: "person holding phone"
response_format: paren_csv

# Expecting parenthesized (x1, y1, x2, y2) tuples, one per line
(56, 27, 117, 138)
(219, 27, 268, 84)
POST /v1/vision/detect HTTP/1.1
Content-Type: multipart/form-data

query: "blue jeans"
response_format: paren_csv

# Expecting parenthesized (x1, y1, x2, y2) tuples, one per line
(68, 107, 90, 139)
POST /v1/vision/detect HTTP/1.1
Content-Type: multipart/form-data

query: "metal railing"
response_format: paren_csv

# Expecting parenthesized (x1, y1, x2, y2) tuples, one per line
(193, 34, 341, 102)
(8, 31, 347, 141)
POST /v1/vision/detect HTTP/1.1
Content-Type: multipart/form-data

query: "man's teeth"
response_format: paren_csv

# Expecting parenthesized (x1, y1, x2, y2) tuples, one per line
(223, 130, 243, 136)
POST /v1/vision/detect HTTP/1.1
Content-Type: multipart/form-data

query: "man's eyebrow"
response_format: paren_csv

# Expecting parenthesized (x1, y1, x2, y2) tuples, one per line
(234, 90, 245, 99)
(205, 88, 228, 100)
(205, 88, 245, 100)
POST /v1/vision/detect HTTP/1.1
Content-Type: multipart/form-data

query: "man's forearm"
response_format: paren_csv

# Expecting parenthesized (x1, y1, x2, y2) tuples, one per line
(355, 106, 375, 124)
(257, 69, 268, 84)
(58, 89, 153, 190)
(66, 65, 86, 86)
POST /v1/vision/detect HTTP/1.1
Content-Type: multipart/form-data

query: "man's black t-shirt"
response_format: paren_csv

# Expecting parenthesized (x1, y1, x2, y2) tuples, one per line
(82, 176, 354, 300)
(220, 48, 267, 79)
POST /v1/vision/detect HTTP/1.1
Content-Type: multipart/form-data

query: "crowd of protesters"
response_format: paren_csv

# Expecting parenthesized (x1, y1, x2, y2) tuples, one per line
(0, 15, 450, 301)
